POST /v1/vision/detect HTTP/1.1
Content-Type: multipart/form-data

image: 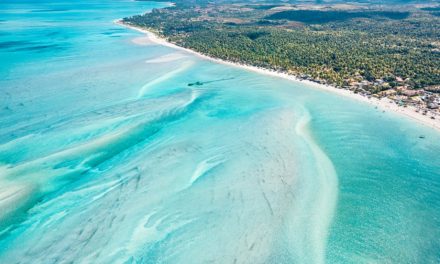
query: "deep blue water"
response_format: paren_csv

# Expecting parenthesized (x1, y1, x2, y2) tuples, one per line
(1, 1, 440, 263)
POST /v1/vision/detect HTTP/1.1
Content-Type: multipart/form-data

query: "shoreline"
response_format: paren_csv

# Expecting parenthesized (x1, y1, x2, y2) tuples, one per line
(115, 19, 440, 132)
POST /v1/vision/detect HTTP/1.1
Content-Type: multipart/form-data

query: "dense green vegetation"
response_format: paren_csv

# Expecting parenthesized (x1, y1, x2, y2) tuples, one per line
(266, 10, 410, 23)
(124, 2, 440, 93)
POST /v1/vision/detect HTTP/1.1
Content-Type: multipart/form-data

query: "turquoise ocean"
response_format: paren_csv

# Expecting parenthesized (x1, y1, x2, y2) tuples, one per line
(1, 1, 440, 263)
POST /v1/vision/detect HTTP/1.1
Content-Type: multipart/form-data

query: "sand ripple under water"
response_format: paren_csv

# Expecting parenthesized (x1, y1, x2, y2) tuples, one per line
(1, 0, 440, 263)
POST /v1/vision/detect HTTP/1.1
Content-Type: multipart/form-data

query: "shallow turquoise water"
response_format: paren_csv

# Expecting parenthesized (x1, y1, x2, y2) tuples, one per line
(1, 1, 440, 263)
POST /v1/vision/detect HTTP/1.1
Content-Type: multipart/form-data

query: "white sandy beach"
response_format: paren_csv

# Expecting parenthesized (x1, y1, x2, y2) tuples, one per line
(116, 20, 440, 132)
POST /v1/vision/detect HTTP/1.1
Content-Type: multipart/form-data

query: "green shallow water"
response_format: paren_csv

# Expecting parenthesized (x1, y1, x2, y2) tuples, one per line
(0, 0, 440, 263)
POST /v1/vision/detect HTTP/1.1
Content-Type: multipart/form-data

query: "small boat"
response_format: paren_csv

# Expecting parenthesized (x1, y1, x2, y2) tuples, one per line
(188, 81, 203, 86)
(419, 135, 425, 139)
(188, 77, 235, 87)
